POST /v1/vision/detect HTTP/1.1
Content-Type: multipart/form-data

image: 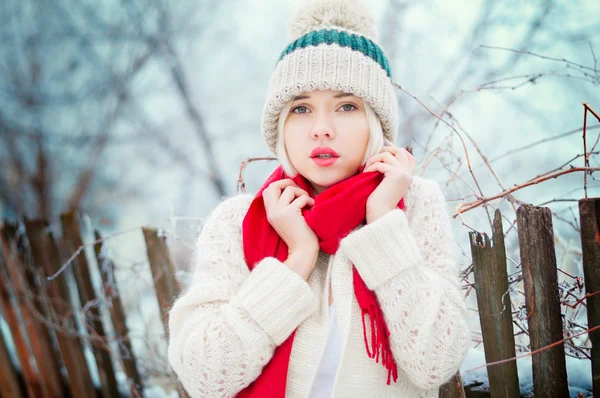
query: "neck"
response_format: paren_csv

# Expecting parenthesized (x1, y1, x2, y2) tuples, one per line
(310, 183, 327, 196)
(305, 169, 363, 196)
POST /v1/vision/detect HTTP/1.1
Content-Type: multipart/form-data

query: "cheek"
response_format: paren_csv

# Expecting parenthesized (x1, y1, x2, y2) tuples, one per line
(359, 118, 370, 144)
(283, 125, 305, 161)
(341, 112, 368, 132)
(345, 118, 370, 162)
(359, 124, 370, 144)
(345, 117, 370, 146)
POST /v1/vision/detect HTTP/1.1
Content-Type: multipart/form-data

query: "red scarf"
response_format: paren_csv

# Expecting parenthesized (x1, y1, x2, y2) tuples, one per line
(237, 166, 402, 397)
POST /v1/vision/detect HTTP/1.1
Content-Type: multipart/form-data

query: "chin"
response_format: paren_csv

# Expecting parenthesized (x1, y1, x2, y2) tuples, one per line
(304, 168, 356, 189)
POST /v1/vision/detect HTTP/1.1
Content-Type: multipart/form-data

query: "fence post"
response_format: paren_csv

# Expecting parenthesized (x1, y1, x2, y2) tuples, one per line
(0, 228, 42, 397)
(470, 210, 520, 397)
(516, 204, 569, 397)
(579, 197, 600, 396)
(1, 223, 65, 398)
(61, 212, 120, 398)
(24, 219, 97, 398)
(142, 227, 189, 398)
(0, 314, 24, 398)
(142, 227, 181, 338)
(94, 230, 145, 398)
(438, 372, 466, 398)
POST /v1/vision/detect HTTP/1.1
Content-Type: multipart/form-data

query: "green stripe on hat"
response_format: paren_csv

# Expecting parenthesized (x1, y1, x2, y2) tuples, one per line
(279, 29, 392, 78)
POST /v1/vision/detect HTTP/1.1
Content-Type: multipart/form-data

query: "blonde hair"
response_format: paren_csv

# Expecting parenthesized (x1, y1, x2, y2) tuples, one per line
(276, 99, 388, 177)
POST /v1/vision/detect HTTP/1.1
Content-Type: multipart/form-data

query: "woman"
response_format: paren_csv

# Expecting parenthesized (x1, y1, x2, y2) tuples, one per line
(167, 1, 471, 397)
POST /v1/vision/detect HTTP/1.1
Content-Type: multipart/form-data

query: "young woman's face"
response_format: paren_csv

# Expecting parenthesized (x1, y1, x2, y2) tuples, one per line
(283, 89, 370, 194)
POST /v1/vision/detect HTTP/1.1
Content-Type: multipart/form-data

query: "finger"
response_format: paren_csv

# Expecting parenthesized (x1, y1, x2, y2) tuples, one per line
(273, 179, 298, 190)
(381, 146, 415, 162)
(364, 161, 394, 174)
(263, 179, 296, 205)
(280, 186, 310, 205)
(364, 153, 381, 170)
(291, 194, 315, 209)
(379, 146, 401, 161)
(365, 152, 399, 169)
(365, 151, 381, 170)
(380, 145, 400, 154)
(380, 146, 402, 159)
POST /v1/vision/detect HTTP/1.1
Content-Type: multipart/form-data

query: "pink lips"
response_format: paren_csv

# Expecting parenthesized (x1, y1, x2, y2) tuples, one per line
(310, 147, 339, 167)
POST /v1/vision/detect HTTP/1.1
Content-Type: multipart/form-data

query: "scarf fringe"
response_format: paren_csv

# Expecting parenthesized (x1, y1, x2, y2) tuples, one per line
(361, 304, 399, 385)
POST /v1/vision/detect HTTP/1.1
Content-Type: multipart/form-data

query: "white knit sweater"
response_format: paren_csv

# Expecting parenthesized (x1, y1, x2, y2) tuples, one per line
(167, 176, 471, 397)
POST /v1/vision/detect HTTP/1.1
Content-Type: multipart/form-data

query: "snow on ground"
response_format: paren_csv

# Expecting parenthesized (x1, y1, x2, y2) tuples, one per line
(461, 347, 592, 397)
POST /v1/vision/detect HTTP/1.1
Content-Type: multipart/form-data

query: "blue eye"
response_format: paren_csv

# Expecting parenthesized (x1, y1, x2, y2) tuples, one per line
(292, 106, 309, 114)
(340, 104, 357, 112)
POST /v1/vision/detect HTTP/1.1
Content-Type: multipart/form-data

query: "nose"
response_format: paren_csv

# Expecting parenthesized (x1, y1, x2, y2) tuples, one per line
(311, 119, 335, 140)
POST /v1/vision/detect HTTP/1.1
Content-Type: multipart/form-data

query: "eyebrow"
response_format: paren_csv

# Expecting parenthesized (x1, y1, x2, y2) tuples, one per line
(292, 93, 355, 101)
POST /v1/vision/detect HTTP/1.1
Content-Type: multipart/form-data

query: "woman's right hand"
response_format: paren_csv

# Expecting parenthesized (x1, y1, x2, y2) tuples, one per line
(263, 179, 319, 280)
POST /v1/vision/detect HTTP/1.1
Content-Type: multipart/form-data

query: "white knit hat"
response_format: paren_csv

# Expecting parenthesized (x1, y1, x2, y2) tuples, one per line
(261, 0, 398, 154)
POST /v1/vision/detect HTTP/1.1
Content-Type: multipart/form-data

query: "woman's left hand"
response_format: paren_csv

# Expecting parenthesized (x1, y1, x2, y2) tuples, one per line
(363, 146, 416, 224)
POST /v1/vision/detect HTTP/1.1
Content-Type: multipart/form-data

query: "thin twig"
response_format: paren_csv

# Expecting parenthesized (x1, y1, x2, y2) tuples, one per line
(477, 45, 597, 72)
(454, 167, 599, 216)
(465, 324, 600, 373)
(237, 156, 277, 194)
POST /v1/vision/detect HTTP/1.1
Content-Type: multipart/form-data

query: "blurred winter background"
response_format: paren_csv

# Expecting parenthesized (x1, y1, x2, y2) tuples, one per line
(0, 0, 599, 396)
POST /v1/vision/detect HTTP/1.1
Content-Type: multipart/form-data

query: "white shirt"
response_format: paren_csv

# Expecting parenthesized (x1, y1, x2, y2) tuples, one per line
(309, 303, 342, 397)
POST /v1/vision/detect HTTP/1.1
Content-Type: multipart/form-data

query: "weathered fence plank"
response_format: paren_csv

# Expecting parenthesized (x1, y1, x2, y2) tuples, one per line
(1, 224, 65, 398)
(0, 232, 43, 398)
(438, 372, 466, 398)
(142, 227, 188, 398)
(61, 212, 120, 398)
(0, 313, 24, 398)
(25, 219, 97, 398)
(142, 227, 181, 338)
(579, 197, 600, 396)
(517, 205, 569, 397)
(470, 210, 520, 397)
(94, 230, 145, 398)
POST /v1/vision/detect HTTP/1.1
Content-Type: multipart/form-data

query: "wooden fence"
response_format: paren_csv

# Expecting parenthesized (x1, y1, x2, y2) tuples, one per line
(0, 198, 598, 397)
(469, 198, 599, 397)
(0, 214, 185, 398)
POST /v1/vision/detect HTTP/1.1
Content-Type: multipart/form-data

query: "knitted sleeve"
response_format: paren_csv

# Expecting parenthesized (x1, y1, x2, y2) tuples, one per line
(339, 176, 471, 391)
(167, 195, 319, 398)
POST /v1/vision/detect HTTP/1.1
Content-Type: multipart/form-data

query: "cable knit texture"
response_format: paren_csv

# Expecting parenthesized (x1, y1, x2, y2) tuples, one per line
(168, 176, 470, 397)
